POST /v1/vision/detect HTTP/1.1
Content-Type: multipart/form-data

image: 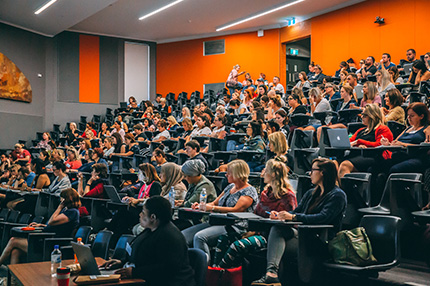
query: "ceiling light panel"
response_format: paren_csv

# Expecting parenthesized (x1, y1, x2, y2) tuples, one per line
(34, 0, 57, 15)
(139, 0, 184, 21)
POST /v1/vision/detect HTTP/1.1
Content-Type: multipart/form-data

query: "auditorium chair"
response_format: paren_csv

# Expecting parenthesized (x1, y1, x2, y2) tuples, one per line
(92, 230, 114, 260)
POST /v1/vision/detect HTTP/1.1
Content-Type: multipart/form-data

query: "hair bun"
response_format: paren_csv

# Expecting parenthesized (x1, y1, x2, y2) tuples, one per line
(274, 155, 287, 163)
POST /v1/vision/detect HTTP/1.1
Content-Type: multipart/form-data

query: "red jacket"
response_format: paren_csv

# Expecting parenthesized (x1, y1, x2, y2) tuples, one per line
(350, 125, 393, 147)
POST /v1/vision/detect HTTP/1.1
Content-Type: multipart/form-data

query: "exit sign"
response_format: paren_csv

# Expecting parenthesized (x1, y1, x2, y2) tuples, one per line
(289, 48, 299, 56)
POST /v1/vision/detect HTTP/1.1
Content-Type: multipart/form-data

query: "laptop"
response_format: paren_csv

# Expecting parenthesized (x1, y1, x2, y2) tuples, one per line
(104, 185, 122, 203)
(71, 242, 116, 275)
(403, 63, 413, 75)
(327, 129, 351, 148)
(354, 85, 364, 100)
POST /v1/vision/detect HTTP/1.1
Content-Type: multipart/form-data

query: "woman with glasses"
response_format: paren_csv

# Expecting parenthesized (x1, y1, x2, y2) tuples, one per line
(338, 104, 393, 178)
(322, 83, 340, 101)
(251, 158, 346, 286)
(47, 161, 71, 194)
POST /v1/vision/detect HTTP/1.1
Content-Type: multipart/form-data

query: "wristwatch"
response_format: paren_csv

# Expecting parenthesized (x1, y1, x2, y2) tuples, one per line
(291, 214, 297, 221)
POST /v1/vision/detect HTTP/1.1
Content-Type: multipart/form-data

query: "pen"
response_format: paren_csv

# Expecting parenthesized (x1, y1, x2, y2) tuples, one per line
(265, 211, 277, 216)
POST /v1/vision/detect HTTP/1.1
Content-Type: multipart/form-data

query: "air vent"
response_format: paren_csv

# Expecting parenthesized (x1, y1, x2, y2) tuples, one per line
(204, 39, 225, 56)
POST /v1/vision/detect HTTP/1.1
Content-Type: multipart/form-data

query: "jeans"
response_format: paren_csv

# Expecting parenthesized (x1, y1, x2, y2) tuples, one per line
(247, 161, 265, 172)
(182, 222, 237, 263)
(226, 140, 244, 151)
(266, 225, 298, 274)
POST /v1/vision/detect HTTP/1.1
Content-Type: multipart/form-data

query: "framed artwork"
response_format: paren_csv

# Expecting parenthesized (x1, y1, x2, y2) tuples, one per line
(0, 52, 32, 103)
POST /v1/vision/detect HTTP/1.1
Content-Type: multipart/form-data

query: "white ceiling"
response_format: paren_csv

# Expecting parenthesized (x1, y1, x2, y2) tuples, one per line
(0, 0, 364, 43)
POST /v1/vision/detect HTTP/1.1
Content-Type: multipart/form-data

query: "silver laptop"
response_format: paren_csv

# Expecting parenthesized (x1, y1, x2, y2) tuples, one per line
(327, 129, 351, 148)
(71, 242, 116, 275)
(403, 63, 413, 75)
(354, 85, 364, 100)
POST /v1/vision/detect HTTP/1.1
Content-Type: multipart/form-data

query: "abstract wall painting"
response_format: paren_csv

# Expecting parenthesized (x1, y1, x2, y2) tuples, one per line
(0, 52, 32, 103)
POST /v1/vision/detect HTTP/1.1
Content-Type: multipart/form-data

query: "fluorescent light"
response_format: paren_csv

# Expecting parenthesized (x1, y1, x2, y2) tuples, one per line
(216, 0, 304, 31)
(139, 0, 184, 20)
(34, 0, 57, 15)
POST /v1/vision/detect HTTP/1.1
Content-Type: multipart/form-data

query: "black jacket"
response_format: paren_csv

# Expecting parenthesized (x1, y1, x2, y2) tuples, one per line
(126, 221, 195, 286)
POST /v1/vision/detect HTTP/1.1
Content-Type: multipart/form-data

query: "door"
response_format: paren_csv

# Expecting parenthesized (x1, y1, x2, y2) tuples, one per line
(286, 56, 310, 87)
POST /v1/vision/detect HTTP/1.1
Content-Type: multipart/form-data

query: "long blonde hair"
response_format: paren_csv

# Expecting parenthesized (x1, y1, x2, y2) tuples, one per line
(268, 132, 288, 156)
(362, 104, 383, 134)
(363, 81, 378, 102)
(264, 159, 293, 199)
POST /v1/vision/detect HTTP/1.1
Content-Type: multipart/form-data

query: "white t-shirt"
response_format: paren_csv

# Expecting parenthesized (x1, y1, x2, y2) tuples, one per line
(275, 83, 285, 95)
(190, 127, 212, 138)
(314, 98, 331, 113)
(153, 130, 171, 141)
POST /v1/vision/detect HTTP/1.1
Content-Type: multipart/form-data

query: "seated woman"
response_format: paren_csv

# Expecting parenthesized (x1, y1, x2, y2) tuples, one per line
(273, 109, 290, 137)
(380, 102, 429, 174)
(167, 116, 180, 132)
(211, 115, 227, 139)
(178, 107, 191, 123)
(266, 93, 283, 120)
(388, 66, 404, 85)
(48, 162, 72, 194)
(267, 131, 289, 164)
(213, 158, 297, 268)
(64, 122, 79, 146)
(251, 158, 347, 285)
(0, 154, 11, 176)
(316, 84, 358, 141)
(178, 160, 217, 208)
(3, 164, 21, 189)
(91, 147, 108, 169)
(36, 132, 55, 151)
(0, 188, 80, 266)
(82, 122, 97, 139)
(113, 133, 140, 157)
(8, 159, 51, 210)
(160, 163, 187, 200)
(38, 150, 50, 167)
(294, 71, 311, 90)
(77, 163, 109, 198)
(64, 147, 82, 171)
(376, 69, 396, 101)
(189, 114, 212, 141)
(381, 89, 405, 125)
(98, 122, 111, 139)
(149, 119, 170, 143)
(408, 60, 430, 85)
(182, 160, 258, 262)
(69, 149, 94, 173)
(323, 83, 340, 101)
(291, 87, 308, 105)
(359, 81, 381, 108)
(227, 121, 265, 153)
(108, 163, 162, 244)
(100, 196, 195, 285)
(45, 148, 65, 172)
(338, 104, 393, 178)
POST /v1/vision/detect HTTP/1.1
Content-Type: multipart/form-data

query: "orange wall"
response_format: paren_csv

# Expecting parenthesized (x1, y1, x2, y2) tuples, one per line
(79, 35, 100, 103)
(156, 29, 281, 97)
(310, 0, 430, 76)
(157, 0, 430, 94)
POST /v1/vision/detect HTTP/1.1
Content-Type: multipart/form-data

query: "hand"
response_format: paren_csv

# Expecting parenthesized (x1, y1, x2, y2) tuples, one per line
(191, 202, 199, 210)
(269, 211, 279, 220)
(358, 145, 367, 148)
(175, 200, 184, 207)
(350, 140, 358, 146)
(129, 168, 135, 173)
(29, 222, 40, 227)
(115, 267, 133, 279)
(91, 174, 100, 181)
(380, 137, 390, 146)
(391, 140, 404, 147)
(277, 211, 293, 221)
(423, 202, 430, 211)
(77, 173, 83, 180)
(99, 259, 122, 270)
(129, 198, 139, 205)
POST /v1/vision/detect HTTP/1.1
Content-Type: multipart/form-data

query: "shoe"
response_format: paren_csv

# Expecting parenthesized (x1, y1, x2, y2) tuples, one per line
(251, 275, 281, 286)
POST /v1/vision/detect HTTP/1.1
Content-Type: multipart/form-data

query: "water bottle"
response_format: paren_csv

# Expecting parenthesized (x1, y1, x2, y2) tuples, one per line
(199, 188, 207, 211)
(74, 237, 84, 263)
(51, 245, 62, 277)
(168, 187, 175, 207)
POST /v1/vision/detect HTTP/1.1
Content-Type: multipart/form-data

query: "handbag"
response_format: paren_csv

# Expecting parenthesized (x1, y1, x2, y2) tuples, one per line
(328, 227, 377, 266)
(206, 266, 242, 286)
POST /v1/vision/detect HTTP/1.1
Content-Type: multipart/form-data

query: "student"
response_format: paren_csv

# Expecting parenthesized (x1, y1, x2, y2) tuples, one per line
(251, 158, 346, 285)
(99, 196, 196, 285)
(0, 188, 80, 265)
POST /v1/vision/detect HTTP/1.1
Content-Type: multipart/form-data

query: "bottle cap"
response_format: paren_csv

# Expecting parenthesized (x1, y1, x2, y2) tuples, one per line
(54, 245, 59, 249)
(77, 237, 82, 242)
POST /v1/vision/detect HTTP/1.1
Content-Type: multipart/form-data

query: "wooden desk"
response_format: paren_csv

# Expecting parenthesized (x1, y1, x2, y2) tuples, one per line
(7, 258, 145, 286)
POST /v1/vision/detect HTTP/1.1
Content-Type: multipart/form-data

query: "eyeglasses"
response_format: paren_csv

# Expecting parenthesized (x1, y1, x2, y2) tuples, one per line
(425, 55, 430, 58)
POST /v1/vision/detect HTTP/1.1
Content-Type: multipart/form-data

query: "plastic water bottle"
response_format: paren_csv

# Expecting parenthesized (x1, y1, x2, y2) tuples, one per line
(74, 237, 84, 263)
(51, 245, 62, 277)
(168, 187, 175, 207)
(199, 188, 207, 211)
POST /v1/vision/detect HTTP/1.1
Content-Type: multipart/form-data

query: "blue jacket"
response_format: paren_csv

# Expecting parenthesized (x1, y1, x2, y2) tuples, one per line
(291, 186, 347, 239)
